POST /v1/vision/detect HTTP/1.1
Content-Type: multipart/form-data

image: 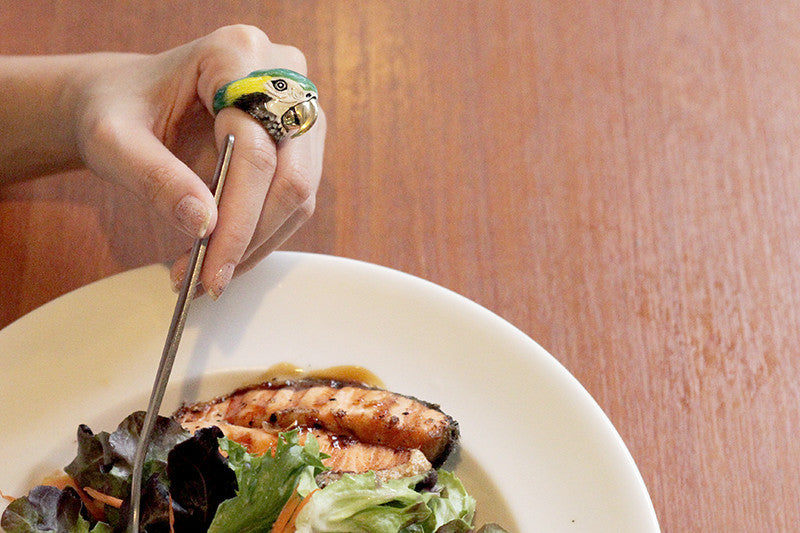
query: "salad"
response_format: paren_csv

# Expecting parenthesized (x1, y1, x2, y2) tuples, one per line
(1, 380, 508, 533)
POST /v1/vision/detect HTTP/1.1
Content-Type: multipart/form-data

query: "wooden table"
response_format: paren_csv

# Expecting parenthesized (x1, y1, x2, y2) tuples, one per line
(3, 2, 799, 530)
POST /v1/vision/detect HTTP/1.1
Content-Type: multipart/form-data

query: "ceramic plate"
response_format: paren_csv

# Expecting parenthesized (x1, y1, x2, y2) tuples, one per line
(0, 252, 658, 531)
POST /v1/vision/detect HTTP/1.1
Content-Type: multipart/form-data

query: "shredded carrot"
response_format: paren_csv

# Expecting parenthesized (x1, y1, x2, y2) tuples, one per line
(0, 488, 16, 502)
(168, 492, 176, 533)
(82, 486, 123, 509)
(272, 490, 302, 532)
(41, 472, 73, 491)
(284, 488, 317, 531)
(271, 488, 318, 533)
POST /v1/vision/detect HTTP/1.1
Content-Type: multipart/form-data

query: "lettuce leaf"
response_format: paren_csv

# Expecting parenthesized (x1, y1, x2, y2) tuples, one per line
(207, 430, 327, 533)
(2, 411, 508, 533)
(292, 473, 429, 532)
(420, 470, 475, 532)
(166, 426, 238, 532)
(0, 485, 112, 533)
(291, 469, 478, 533)
(64, 411, 190, 503)
(62, 411, 192, 531)
(2, 415, 238, 533)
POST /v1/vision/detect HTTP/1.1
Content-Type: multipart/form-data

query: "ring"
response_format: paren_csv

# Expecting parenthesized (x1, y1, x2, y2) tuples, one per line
(213, 68, 319, 143)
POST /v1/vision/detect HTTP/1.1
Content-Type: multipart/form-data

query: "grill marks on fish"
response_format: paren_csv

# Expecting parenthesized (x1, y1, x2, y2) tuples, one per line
(174, 379, 459, 476)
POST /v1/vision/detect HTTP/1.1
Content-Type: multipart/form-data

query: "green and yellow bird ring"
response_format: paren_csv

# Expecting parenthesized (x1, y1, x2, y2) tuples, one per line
(213, 68, 319, 143)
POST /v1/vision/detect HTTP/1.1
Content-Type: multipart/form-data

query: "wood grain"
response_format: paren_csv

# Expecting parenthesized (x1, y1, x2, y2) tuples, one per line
(3, 1, 800, 530)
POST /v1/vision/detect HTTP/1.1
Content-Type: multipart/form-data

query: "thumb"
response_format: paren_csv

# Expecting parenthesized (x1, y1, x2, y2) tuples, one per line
(82, 119, 218, 238)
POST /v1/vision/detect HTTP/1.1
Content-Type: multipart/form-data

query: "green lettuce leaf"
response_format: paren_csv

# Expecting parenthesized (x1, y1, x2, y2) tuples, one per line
(291, 469, 477, 533)
(420, 470, 475, 532)
(293, 473, 429, 532)
(2, 412, 509, 533)
(207, 430, 327, 533)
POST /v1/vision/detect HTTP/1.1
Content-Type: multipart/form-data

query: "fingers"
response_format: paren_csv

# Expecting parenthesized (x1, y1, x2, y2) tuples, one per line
(168, 193, 314, 294)
(236, 107, 326, 264)
(178, 25, 324, 299)
(194, 25, 307, 114)
(73, 24, 323, 301)
(193, 106, 324, 299)
(235, 197, 316, 275)
(198, 110, 276, 298)
(169, 106, 325, 297)
(80, 116, 218, 239)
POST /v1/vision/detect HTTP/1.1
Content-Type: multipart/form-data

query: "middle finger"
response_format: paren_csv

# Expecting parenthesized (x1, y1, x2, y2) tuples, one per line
(200, 108, 277, 298)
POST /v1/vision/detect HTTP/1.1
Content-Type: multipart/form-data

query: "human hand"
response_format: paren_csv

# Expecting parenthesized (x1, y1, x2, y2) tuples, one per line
(71, 25, 326, 298)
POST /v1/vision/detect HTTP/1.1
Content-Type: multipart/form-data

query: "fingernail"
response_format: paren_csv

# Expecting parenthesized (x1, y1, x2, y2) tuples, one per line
(208, 262, 235, 300)
(171, 267, 184, 293)
(175, 195, 212, 238)
(170, 254, 190, 292)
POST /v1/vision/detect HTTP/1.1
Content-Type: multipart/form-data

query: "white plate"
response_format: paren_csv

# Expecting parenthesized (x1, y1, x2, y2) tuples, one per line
(0, 252, 658, 532)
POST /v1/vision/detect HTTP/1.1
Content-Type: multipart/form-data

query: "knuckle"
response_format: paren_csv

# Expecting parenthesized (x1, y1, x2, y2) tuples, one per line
(77, 108, 119, 157)
(196, 25, 311, 104)
(196, 25, 272, 99)
(215, 24, 271, 50)
(75, 109, 184, 212)
(141, 162, 178, 204)
(280, 45, 308, 73)
(240, 136, 279, 178)
(296, 196, 316, 221)
(274, 165, 315, 209)
(223, 224, 254, 255)
(78, 114, 170, 203)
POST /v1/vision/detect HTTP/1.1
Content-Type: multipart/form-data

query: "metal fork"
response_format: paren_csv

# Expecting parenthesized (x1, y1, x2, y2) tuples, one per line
(127, 134, 234, 532)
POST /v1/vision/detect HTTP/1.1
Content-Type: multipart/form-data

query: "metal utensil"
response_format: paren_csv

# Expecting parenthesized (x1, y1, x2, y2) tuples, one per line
(127, 134, 234, 532)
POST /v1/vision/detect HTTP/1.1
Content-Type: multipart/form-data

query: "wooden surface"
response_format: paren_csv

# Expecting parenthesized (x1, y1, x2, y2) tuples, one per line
(2, 1, 799, 530)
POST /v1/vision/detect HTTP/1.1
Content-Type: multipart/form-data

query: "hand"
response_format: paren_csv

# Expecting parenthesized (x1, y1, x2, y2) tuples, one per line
(72, 25, 326, 298)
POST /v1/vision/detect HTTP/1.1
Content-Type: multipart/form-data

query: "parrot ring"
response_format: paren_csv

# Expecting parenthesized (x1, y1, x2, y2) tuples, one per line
(213, 68, 319, 143)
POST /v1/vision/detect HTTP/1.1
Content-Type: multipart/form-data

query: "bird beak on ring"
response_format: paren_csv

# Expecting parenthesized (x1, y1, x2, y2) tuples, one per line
(283, 97, 319, 139)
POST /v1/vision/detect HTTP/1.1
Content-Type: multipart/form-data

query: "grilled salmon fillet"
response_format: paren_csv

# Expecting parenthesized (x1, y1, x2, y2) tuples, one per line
(174, 378, 459, 471)
(180, 420, 428, 474)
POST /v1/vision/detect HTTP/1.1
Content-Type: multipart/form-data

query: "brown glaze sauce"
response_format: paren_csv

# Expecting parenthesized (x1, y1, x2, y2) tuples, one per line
(254, 362, 385, 389)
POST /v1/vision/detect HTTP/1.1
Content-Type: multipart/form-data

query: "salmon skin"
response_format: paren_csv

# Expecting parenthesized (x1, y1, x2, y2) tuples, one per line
(174, 378, 460, 472)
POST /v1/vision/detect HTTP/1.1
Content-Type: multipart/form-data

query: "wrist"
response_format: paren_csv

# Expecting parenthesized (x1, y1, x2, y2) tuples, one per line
(0, 53, 137, 181)
(0, 55, 89, 180)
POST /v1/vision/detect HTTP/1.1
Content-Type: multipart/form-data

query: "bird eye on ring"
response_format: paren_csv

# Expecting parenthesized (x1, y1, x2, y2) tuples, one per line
(272, 79, 288, 91)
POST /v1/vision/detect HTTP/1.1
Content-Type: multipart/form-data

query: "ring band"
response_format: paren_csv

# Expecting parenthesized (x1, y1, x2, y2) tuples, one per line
(213, 68, 319, 143)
